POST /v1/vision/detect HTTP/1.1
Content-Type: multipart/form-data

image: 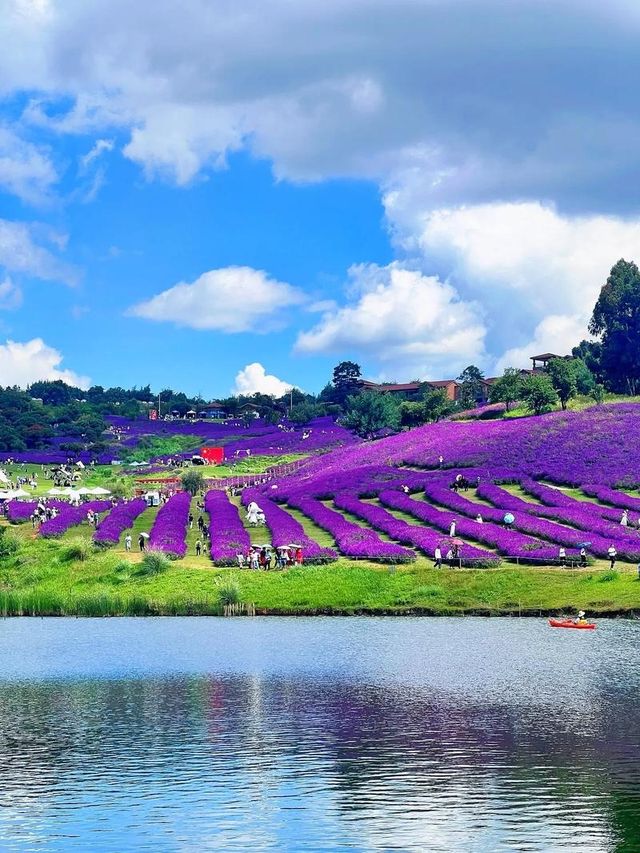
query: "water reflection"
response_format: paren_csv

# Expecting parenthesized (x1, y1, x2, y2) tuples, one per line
(0, 618, 637, 851)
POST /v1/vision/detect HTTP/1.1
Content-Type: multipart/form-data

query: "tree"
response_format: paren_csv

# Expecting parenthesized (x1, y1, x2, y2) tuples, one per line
(547, 358, 577, 410)
(331, 361, 362, 405)
(520, 374, 559, 415)
(28, 380, 79, 406)
(570, 357, 595, 394)
(289, 402, 325, 425)
(422, 388, 455, 422)
(572, 340, 603, 384)
(489, 368, 522, 412)
(181, 470, 204, 496)
(456, 365, 485, 410)
(342, 392, 400, 438)
(589, 259, 640, 394)
(399, 401, 426, 428)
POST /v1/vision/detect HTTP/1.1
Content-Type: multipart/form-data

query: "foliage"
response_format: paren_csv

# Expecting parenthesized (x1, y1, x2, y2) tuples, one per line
(489, 368, 522, 412)
(423, 388, 456, 422)
(590, 383, 606, 404)
(330, 361, 362, 405)
(343, 391, 400, 438)
(589, 259, 640, 394)
(547, 358, 577, 410)
(60, 536, 93, 562)
(181, 470, 204, 495)
(0, 530, 20, 558)
(216, 576, 242, 606)
(457, 365, 486, 410)
(138, 550, 171, 575)
(289, 402, 326, 425)
(520, 374, 559, 415)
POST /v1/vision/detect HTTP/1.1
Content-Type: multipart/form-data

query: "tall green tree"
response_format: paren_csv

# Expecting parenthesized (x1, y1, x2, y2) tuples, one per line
(343, 392, 400, 439)
(422, 388, 455, 422)
(331, 361, 362, 405)
(547, 358, 577, 410)
(489, 368, 522, 412)
(181, 470, 204, 496)
(456, 365, 485, 410)
(589, 259, 640, 394)
(520, 374, 559, 415)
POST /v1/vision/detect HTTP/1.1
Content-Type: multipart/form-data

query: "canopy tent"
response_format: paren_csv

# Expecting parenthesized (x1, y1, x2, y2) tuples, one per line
(13, 488, 30, 498)
(0, 471, 10, 484)
(77, 487, 93, 495)
(89, 487, 111, 495)
(47, 488, 64, 495)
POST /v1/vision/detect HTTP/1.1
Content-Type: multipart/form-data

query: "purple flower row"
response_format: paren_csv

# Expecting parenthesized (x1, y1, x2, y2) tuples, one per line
(93, 498, 148, 545)
(333, 492, 498, 565)
(205, 490, 251, 565)
(379, 490, 558, 561)
(241, 488, 337, 562)
(39, 501, 113, 538)
(286, 493, 414, 562)
(476, 482, 640, 560)
(581, 484, 640, 513)
(148, 492, 190, 558)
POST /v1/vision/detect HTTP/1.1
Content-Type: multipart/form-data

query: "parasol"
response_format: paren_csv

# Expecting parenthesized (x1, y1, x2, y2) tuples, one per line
(140, 532, 150, 539)
(577, 542, 592, 548)
(503, 513, 515, 524)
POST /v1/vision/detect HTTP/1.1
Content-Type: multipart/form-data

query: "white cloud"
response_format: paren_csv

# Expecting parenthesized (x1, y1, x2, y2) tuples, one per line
(384, 199, 640, 370)
(496, 314, 588, 373)
(0, 338, 90, 389)
(232, 362, 293, 397)
(128, 266, 305, 332)
(79, 138, 114, 171)
(296, 262, 487, 380)
(0, 277, 22, 310)
(0, 219, 79, 284)
(0, 125, 57, 204)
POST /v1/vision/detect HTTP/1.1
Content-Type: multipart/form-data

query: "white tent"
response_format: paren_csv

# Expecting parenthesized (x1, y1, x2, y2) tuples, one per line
(77, 487, 92, 495)
(0, 490, 12, 500)
(13, 488, 30, 498)
(0, 471, 9, 484)
(47, 487, 64, 495)
(75, 461, 85, 469)
(90, 486, 111, 495)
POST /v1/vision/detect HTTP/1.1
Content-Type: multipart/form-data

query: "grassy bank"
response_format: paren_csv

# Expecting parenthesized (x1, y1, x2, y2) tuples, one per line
(1, 523, 640, 616)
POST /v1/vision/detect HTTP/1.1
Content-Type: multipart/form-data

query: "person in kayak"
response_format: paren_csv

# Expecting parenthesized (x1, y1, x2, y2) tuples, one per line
(574, 610, 587, 625)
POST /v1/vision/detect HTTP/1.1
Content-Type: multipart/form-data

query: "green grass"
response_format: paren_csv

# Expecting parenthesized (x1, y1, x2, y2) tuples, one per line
(2, 512, 640, 616)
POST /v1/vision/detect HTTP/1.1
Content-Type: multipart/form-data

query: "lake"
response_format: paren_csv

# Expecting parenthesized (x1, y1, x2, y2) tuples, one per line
(0, 617, 638, 851)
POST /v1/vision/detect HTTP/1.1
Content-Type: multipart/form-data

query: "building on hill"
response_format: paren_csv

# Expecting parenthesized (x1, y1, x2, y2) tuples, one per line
(360, 379, 460, 401)
(530, 353, 568, 371)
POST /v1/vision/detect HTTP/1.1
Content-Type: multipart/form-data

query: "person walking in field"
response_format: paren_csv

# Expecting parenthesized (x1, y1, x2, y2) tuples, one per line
(138, 533, 146, 552)
(449, 520, 456, 537)
(579, 547, 587, 568)
(124, 534, 132, 552)
(608, 545, 617, 569)
(558, 546, 566, 567)
(620, 510, 629, 527)
(434, 546, 442, 568)
(195, 539, 202, 556)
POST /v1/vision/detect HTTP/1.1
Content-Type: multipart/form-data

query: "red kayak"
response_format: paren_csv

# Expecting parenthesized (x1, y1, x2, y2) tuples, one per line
(548, 618, 596, 630)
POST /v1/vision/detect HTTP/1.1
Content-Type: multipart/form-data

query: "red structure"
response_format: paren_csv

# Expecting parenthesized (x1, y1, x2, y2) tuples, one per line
(201, 446, 225, 464)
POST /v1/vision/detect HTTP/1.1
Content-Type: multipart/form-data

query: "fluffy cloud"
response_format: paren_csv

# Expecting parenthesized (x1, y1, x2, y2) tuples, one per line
(384, 199, 640, 370)
(233, 362, 293, 397)
(297, 263, 486, 380)
(128, 266, 305, 332)
(0, 219, 79, 284)
(0, 125, 57, 204)
(1, 0, 639, 208)
(0, 338, 90, 389)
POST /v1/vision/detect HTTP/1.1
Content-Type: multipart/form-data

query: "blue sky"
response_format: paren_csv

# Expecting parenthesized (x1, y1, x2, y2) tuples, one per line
(1, 0, 640, 397)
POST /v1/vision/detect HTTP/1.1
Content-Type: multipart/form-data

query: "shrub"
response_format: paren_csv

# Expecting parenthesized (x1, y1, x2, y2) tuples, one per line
(599, 570, 619, 582)
(138, 551, 171, 576)
(216, 575, 241, 606)
(60, 537, 93, 562)
(0, 531, 20, 558)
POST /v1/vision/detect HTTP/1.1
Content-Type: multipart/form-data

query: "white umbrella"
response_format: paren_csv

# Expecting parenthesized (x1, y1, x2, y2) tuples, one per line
(90, 487, 111, 495)
(75, 461, 85, 469)
(47, 487, 63, 495)
(140, 532, 150, 539)
(0, 490, 12, 499)
(77, 487, 92, 495)
(13, 488, 30, 498)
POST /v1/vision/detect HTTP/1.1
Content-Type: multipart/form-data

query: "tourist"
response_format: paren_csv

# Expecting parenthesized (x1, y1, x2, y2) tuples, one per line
(138, 533, 146, 552)
(445, 548, 454, 565)
(475, 513, 483, 524)
(607, 545, 617, 569)
(558, 546, 566, 567)
(434, 546, 442, 568)
(296, 547, 303, 565)
(236, 551, 245, 568)
(438, 455, 444, 468)
(124, 534, 132, 552)
(188, 512, 194, 529)
(620, 509, 629, 527)
(401, 484, 410, 494)
(449, 520, 456, 537)
(195, 539, 202, 556)
(574, 610, 588, 625)
(579, 547, 587, 568)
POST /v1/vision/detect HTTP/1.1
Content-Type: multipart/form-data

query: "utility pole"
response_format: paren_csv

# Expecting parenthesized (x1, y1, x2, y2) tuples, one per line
(158, 392, 161, 419)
